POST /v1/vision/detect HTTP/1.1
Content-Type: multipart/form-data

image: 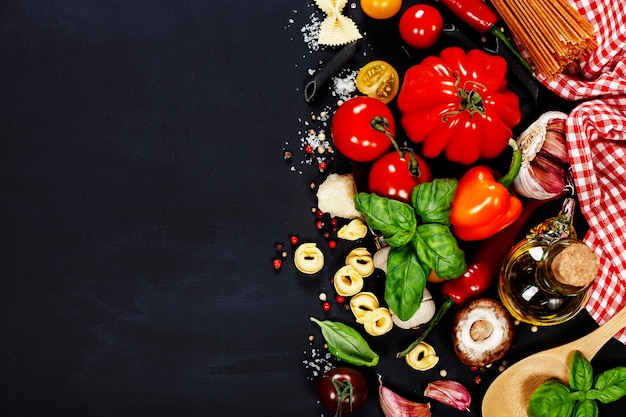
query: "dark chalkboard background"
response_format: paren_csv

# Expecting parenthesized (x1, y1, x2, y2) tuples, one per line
(2, 1, 625, 416)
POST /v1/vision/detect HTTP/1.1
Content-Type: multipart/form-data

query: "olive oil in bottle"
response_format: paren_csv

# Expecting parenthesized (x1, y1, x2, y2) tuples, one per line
(498, 197, 599, 326)
(499, 238, 598, 325)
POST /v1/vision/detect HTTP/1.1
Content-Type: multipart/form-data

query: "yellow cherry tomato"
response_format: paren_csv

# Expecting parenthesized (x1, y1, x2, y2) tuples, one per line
(356, 60, 400, 104)
(360, 0, 402, 20)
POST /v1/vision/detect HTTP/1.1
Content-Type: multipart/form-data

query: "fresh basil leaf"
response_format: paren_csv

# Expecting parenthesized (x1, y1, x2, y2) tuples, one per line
(572, 399, 598, 417)
(413, 223, 466, 279)
(310, 317, 379, 367)
(384, 245, 427, 322)
(411, 178, 458, 226)
(592, 366, 626, 403)
(527, 380, 575, 417)
(570, 350, 594, 391)
(354, 192, 416, 247)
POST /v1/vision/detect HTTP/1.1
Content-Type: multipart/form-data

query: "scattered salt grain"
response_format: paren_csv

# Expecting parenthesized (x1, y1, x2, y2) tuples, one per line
(331, 69, 358, 102)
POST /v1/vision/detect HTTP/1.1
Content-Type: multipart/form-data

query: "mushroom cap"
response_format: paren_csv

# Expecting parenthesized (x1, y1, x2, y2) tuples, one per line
(451, 298, 515, 367)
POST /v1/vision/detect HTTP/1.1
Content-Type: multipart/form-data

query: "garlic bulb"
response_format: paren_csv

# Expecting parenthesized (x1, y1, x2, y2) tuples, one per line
(390, 288, 435, 329)
(378, 376, 431, 417)
(513, 111, 571, 200)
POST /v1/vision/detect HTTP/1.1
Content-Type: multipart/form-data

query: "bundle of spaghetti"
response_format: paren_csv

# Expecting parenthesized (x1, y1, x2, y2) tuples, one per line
(490, 0, 598, 79)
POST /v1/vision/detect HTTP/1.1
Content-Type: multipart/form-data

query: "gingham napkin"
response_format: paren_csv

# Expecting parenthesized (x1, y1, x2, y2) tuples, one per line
(541, 0, 626, 342)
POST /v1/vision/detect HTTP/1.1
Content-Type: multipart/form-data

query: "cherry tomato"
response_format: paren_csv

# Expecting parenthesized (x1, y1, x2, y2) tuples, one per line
(399, 4, 443, 49)
(356, 60, 400, 104)
(360, 0, 402, 19)
(368, 150, 432, 203)
(331, 96, 394, 162)
(318, 367, 368, 415)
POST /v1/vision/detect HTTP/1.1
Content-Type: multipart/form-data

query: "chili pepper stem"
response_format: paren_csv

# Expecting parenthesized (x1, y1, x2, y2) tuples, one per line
(498, 138, 522, 189)
(397, 297, 456, 358)
(489, 26, 535, 75)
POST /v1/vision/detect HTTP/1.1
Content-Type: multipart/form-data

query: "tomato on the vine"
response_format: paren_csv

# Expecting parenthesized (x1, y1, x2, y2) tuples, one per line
(317, 367, 368, 416)
(355, 60, 400, 104)
(360, 0, 402, 20)
(399, 4, 443, 49)
(331, 96, 394, 162)
(368, 150, 432, 203)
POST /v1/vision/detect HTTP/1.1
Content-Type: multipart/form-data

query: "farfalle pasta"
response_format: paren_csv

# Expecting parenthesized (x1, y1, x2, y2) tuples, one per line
(314, 0, 362, 46)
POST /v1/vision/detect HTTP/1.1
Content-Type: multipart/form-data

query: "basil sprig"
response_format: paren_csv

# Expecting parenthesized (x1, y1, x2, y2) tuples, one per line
(310, 317, 379, 367)
(528, 350, 626, 417)
(354, 178, 466, 322)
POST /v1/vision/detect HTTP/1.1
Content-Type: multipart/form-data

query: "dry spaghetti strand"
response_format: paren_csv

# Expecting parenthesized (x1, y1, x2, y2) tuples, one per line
(490, 0, 597, 79)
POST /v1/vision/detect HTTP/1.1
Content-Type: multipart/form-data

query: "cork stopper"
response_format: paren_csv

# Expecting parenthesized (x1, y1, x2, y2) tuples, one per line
(551, 242, 599, 288)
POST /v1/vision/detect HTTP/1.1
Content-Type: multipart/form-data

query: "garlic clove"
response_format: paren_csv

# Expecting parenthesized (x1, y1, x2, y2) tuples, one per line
(424, 379, 471, 411)
(379, 375, 431, 417)
(373, 245, 390, 274)
(390, 288, 435, 329)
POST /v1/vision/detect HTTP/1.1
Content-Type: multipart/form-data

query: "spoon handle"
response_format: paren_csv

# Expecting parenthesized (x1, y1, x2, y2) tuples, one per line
(571, 306, 626, 360)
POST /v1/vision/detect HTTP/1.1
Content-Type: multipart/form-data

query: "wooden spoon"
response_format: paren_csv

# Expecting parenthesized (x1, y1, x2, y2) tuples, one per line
(482, 306, 626, 417)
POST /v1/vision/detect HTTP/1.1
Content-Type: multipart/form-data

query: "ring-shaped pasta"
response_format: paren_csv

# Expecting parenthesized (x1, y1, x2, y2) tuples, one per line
(405, 341, 440, 371)
(333, 265, 364, 296)
(350, 292, 380, 324)
(363, 307, 393, 336)
(345, 247, 375, 277)
(293, 243, 325, 274)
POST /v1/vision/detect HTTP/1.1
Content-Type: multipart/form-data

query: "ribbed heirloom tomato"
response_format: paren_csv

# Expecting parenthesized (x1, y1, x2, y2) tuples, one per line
(368, 150, 432, 203)
(331, 96, 395, 162)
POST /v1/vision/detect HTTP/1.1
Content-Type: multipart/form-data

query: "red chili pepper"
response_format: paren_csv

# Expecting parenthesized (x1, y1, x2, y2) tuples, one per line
(450, 141, 523, 241)
(397, 197, 547, 358)
(437, 0, 533, 73)
(438, 0, 499, 34)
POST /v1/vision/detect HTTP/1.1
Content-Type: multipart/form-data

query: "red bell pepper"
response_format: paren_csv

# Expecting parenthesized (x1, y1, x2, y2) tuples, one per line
(397, 47, 522, 165)
(450, 140, 523, 241)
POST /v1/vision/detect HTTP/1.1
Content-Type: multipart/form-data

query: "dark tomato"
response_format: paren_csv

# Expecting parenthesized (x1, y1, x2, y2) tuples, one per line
(368, 151, 432, 203)
(399, 4, 443, 49)
(318, 367, 368, 415)
(331, 96, 394, 162)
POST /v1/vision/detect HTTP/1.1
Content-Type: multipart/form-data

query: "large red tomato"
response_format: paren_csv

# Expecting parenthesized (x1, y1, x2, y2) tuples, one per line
(368, 150, 432, 203)
(331, 96, 395, 162)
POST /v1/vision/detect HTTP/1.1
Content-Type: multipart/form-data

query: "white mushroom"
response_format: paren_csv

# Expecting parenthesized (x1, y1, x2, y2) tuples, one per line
(451, 298, 515, 367)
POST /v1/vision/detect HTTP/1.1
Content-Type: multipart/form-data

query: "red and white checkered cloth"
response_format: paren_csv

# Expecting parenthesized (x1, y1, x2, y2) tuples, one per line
(538, 0, 626, 342)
